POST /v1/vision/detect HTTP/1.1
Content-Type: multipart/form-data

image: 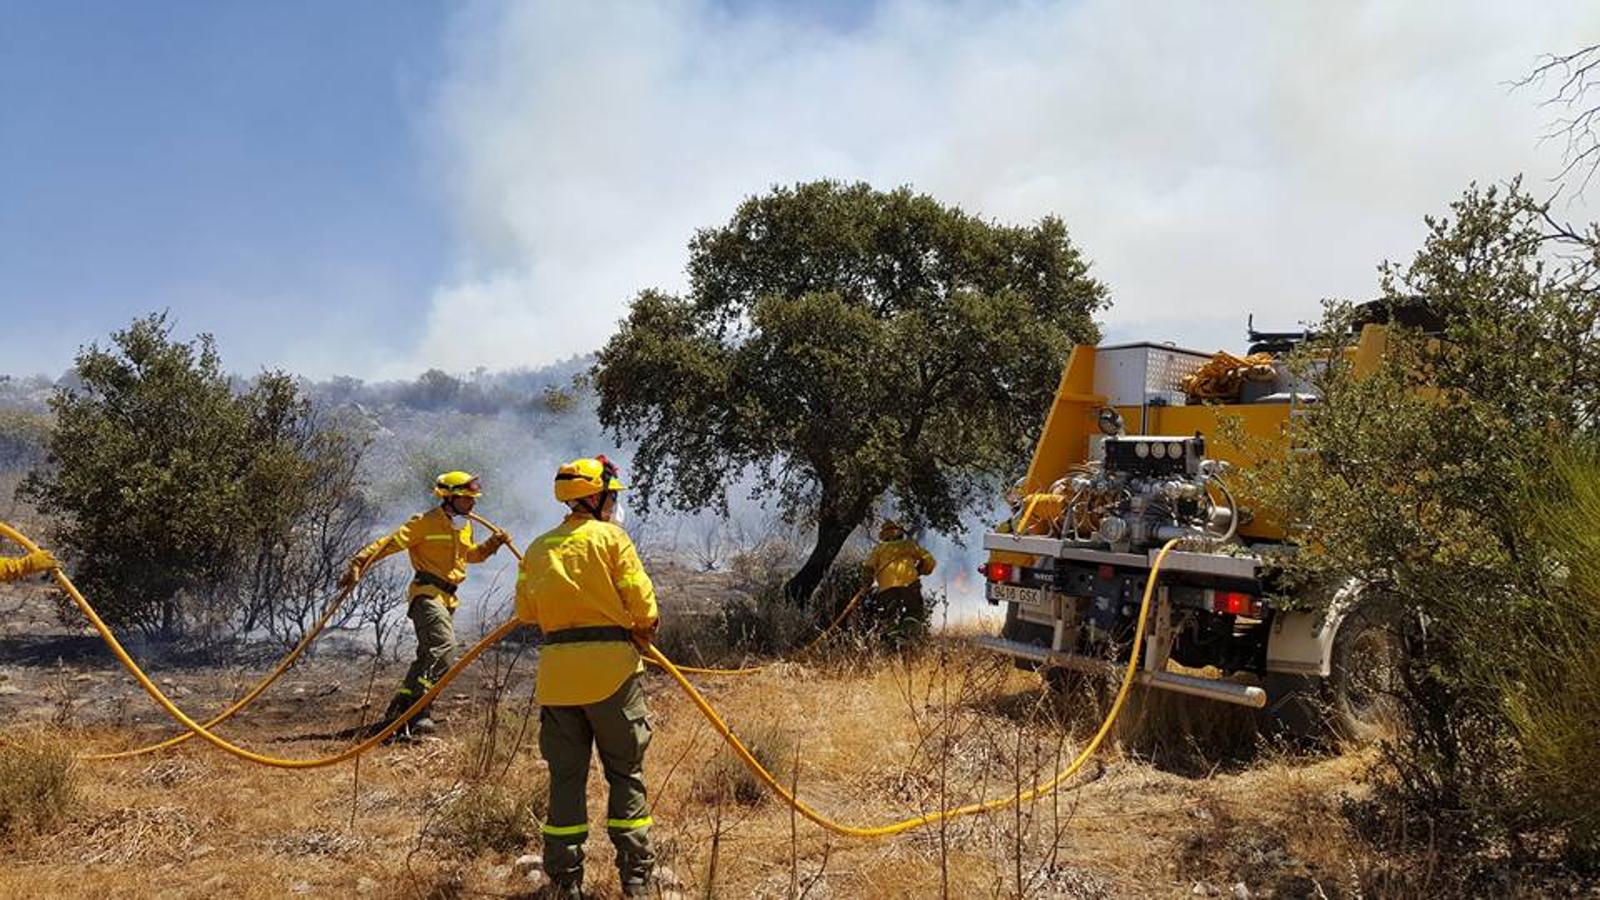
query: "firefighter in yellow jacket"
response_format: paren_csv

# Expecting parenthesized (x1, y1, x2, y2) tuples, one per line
(341, 471, 508, 736)
(0, 548, 56, 582)
(515, 456, 658, 899)
(864, 520, 936, 646)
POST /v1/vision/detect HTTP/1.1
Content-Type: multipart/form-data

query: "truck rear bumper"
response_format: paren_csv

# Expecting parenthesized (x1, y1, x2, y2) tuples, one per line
(975, 635, 1267, 709)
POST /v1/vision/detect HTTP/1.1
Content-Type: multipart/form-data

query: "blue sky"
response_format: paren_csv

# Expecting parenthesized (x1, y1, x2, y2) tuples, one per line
(3, 2, 1597, 379)
(1, 2, 450, 376)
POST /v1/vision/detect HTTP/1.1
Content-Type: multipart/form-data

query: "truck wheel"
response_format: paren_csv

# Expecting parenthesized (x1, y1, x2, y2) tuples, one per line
(1324, 607, 1403, 742)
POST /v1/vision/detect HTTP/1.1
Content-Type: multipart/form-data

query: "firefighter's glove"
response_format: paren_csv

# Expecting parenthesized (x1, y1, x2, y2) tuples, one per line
(26, 549, 58, 572)
(338, 563, 362, 591)
(485, 531, 510, 554)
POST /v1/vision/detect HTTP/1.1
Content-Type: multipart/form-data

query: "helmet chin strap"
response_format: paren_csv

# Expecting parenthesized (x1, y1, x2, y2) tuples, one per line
(579, 490, 611, 520)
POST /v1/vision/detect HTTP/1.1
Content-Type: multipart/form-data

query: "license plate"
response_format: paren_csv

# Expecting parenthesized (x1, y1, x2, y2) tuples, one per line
(989, 583, 1049, 608)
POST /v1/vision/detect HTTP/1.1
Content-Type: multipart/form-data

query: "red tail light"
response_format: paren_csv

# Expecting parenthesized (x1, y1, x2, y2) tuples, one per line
(980, 562, 1016, 583)
(1213, 591, 1261, 617)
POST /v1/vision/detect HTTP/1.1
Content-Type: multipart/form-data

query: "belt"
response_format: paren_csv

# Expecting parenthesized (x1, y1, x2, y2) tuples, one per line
(543, 625, 632, 645)
(412, 571, 459, 596)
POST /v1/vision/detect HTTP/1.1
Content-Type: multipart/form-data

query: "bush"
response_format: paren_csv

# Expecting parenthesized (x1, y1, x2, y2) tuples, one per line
(17, 313, 377, 641)
(0, 408, 51, 472)
(1501, 444, 1600, 862)
(0, 732, 77, 839)
(694, 722, 793, 807)
(1260, 182, 1600, 862)
(432, 779, 544, 856)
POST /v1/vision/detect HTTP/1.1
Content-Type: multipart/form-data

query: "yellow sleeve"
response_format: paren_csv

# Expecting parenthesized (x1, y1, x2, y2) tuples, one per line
(0, 551, 53, 582)
(464, 522, 497, 564)
(917, 543, 936, 576)
(514, 549, 540, 626)
(611, 530, 658, 627)
(351, 516, 418, 570)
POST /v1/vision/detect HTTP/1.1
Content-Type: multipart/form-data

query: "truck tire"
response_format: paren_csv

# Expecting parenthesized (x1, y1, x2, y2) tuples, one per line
(1265, 605, 1403, 743)
(1323, 605, 1403, 743)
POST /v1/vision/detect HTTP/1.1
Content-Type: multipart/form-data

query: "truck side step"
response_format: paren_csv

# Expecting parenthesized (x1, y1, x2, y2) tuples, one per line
(975, 636, 1267, 709)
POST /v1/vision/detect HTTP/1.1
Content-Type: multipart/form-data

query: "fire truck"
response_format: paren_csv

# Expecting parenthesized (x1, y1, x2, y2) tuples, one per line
(976, 322, 1400, 738)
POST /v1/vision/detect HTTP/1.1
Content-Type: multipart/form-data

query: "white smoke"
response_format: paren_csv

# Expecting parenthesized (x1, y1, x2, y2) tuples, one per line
(410, 0, 1600, 373)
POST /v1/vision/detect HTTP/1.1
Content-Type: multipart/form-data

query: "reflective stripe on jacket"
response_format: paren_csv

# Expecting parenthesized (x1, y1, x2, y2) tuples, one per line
(351, 506, 497, 610)
(865, 538, 936, 590)
(515, 513, 658, 707)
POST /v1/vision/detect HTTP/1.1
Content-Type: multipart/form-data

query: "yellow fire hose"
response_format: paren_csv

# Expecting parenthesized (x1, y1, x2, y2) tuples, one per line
(1, 520, 518, 769)
(476, 514, 1179, 836)
(469, 512, 869, 677)
(4, 515, 1175, 837)
(637, 539, 1179, 837)
(86, 580, 356, 761)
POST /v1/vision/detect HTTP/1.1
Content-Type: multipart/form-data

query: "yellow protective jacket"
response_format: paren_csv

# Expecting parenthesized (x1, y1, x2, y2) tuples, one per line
(515, 513, 658, 707)
(350, 506, 500, 610)
(866, 538, 936, 590)
(0, 551, 53, 583)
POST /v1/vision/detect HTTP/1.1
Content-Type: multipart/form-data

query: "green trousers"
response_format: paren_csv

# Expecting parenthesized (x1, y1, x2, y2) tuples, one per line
(875, 583, 929, 647)
(539, 673, 654, 891)
(386, 594, 458, 720)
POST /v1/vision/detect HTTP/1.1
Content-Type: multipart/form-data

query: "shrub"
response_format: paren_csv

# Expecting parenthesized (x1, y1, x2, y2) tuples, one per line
(432, 779, 544, 856)
(17, 313, 377, 641)
(0, 731, 77, 839)
(1257, 182, 1600, 862)
(694, 722, 794, 807)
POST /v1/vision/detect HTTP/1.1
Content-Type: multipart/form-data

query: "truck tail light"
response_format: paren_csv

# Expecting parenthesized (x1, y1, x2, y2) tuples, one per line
(1213, 591, 1262, 617)
(979, 562, 1016, 583)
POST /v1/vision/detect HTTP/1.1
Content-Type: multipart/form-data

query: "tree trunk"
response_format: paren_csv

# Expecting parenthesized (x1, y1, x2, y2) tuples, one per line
(783, 495, 869, 605)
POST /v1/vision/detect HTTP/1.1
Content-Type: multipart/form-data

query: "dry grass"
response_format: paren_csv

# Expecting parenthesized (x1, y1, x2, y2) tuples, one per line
(0, 626, 1408, 899)
(693, 720, 794, 806)
(0, 729, 77, 841)
(427, 779, 544, 856)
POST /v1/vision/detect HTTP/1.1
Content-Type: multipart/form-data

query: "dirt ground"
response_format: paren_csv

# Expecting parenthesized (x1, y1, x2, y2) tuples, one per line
(0, 569, 1420, 899)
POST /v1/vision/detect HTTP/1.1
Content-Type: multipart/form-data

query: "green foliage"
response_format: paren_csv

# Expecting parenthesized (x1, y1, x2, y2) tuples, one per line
(1263, 181, 1600, 859)
(594, 180, 1107, 600)
(0, 409, 51, 471)
(403, 368, 463, 410)
(1504, 444, 1600, 862)
(18, 313, 374, 640)
(541, 384, 578, 414)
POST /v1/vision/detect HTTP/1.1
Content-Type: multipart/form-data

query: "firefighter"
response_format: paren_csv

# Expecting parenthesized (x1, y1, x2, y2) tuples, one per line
(340, 470, 508, 737)
(864, 520, 936, 646)
(515, 456, 658, 899)
(0, 548, 56, 582)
